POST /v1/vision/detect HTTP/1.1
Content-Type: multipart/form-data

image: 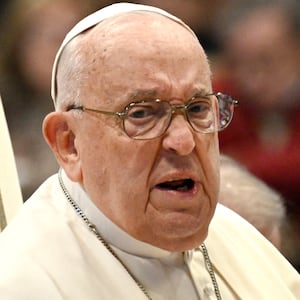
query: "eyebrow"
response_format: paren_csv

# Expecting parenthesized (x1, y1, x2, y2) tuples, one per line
(127, 89, 160, 101)
(127, 86, 211, 102)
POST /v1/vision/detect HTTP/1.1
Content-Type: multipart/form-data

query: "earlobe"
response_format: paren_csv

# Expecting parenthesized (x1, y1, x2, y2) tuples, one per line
(43, 112, 82, 182)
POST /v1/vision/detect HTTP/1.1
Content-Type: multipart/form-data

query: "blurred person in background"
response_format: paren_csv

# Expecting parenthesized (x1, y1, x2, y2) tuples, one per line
(213, 0, 300, 271)
(0, 0, 112, 199)
(219, 154, 286, 250)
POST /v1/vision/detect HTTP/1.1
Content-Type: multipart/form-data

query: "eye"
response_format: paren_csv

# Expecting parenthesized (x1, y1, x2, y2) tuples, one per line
(127, 103, 156, 119)
(126, 102, 166, 128)
(188, 100, 211, 117)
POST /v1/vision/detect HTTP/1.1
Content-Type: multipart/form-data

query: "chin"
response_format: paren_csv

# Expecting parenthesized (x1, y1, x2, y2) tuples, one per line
(149, 214, 209, 251)
(155, 230, 208, 252)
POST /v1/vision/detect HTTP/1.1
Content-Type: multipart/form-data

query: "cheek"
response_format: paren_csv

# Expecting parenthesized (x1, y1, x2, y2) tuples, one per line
(79, 130, 157, 209)
(197, 133, 220, 199)
(97, 142, 158, 232)
(75, 124, 113, 189)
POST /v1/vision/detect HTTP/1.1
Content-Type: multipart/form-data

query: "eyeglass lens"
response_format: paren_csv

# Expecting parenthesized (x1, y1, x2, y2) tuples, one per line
(123, 94, 233, 140)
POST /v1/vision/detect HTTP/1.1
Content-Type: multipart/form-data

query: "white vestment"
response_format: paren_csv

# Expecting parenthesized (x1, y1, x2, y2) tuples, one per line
(0, 171, 299, 300)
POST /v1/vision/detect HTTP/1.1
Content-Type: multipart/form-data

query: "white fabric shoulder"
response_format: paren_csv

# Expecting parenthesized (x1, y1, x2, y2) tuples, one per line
(0, 175, 151, 299)
(206, 204, 300, 300)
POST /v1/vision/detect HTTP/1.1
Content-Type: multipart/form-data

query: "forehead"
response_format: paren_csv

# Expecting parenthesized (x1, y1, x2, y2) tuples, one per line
(64, 12, 210, 105)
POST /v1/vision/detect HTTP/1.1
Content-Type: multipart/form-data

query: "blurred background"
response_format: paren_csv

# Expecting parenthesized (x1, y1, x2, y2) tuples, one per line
(1, 0, 299, 271)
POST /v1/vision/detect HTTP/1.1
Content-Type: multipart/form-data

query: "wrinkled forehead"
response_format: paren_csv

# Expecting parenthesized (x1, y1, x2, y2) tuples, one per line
(51, 2, 196, 105)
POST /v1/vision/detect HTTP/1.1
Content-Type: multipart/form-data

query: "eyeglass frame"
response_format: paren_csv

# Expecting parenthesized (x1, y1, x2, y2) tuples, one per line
(66, 92, 238, 140)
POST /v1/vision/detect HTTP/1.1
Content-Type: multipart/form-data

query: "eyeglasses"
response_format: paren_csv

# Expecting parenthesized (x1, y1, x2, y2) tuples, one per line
(67, 92, 238, 140)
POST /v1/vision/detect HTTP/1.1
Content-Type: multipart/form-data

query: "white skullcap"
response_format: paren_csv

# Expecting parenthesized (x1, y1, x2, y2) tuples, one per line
(51, 2, 195, 105)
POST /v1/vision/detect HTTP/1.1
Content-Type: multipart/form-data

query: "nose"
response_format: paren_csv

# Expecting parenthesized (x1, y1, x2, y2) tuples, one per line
(162, 115, 196, 155)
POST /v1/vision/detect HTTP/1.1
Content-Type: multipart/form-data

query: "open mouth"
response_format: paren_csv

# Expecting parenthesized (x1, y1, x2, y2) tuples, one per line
(156, 179, 195, 192)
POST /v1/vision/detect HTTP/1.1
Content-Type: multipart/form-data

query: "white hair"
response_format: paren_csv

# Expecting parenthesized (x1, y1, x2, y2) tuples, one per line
(55, 37, 87, 111)
(219, 154, 286, 238)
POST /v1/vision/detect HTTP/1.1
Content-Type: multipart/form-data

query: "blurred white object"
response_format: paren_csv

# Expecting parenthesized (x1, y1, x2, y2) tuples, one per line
(0, 95, 23, 231)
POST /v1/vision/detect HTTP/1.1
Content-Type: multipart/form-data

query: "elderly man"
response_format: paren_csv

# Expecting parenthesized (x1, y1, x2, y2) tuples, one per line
(0, 3, 299, 299)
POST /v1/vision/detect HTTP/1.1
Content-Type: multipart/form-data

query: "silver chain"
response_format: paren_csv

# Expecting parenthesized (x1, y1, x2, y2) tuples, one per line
(58, 170, 222, 300)
(200, 244, 222, 300)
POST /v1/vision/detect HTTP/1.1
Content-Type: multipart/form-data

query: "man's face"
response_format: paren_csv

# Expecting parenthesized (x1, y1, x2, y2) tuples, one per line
(72, 13, 220, 251)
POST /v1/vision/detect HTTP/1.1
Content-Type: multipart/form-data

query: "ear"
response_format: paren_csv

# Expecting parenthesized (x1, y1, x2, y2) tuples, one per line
(43, 112, 82, 182)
